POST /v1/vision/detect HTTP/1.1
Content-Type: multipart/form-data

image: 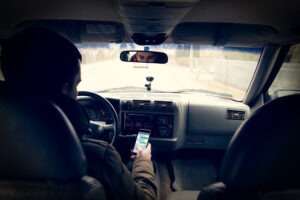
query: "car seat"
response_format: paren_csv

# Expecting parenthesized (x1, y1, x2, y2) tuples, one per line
(168, 94, 300, 200)
(0, 94, 107, 199)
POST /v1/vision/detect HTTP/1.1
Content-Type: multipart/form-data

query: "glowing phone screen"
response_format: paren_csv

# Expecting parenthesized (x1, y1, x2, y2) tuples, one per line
(133, 130, 150, 154)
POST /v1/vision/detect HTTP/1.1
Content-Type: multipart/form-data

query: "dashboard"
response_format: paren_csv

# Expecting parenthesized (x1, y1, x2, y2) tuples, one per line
(120, 99, 174, 138)
(78, 92, 250, 151)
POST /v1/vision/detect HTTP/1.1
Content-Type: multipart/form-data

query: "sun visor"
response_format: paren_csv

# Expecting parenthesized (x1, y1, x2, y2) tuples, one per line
(173, 23, 279, 47)
(79, 21, 124, 43)
(16, 20, 125, 43)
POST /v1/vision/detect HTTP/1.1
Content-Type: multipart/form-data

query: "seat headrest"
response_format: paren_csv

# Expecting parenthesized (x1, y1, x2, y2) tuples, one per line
(0, 96, 87, 181)
(221, 94, 300, 190)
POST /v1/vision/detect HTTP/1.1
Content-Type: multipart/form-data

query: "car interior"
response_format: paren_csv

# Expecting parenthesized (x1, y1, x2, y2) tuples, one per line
(0, 0, 300, 200)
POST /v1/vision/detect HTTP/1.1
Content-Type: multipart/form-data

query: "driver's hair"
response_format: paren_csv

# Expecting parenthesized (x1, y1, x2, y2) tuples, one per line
(1, 27, 82, 96)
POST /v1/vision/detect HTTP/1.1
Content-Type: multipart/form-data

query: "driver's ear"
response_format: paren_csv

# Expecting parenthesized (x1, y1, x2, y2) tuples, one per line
(62, 83, 69, 96)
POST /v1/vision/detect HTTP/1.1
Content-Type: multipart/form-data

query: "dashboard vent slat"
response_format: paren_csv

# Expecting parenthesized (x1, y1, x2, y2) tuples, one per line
(154, 101, 173, 112)
(226, 109, 245, 120)
(132, 100, 152, 110)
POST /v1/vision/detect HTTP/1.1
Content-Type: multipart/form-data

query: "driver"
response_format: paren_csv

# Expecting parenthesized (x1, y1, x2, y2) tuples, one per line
(130, 51, 158, 63)
(1, 27, 157, 200)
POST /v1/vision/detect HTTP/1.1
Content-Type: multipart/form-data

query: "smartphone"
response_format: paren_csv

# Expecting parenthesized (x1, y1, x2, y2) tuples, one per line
(132, 129, 151, 155)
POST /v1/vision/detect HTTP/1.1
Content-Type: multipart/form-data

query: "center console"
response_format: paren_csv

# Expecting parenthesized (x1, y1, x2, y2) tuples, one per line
(120, 99, 175, 138)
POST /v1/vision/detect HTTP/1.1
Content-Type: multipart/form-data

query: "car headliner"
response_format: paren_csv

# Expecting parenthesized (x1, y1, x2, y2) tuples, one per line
(0, 0, 300, 46)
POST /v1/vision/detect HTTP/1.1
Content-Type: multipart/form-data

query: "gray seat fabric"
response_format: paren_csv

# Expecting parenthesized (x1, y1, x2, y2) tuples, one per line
(168, 191, 200, 200)
(220, 94, 300, 190)
(168, 94, 300, 200)
(0, 95, 106, 199)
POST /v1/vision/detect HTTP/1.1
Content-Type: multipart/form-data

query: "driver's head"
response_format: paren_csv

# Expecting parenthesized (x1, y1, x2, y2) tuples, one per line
(135, 51, 157, 63)
(1, 27, 82, 99)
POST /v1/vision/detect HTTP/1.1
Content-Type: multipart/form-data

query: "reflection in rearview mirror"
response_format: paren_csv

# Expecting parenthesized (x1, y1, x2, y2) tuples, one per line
(120, 50, 168, 64)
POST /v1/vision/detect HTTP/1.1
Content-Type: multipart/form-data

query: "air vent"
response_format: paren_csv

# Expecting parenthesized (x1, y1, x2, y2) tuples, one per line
(154, 101, 173, 112)
(132, 100, 152, 110)
(226, 109, 245, 120)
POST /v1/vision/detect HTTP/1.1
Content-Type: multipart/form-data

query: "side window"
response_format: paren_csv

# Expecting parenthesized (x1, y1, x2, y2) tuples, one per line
(268, 44, 300, 99)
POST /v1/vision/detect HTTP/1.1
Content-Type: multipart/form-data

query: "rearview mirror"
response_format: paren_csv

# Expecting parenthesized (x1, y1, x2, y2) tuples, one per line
(120, 50, 168, 64)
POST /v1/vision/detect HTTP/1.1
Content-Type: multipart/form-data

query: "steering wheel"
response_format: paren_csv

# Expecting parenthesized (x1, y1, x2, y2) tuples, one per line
(77, 91, 118, 145)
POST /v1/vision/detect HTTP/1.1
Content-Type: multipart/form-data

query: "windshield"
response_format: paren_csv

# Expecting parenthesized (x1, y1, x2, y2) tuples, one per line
(77, 43, 262, 101)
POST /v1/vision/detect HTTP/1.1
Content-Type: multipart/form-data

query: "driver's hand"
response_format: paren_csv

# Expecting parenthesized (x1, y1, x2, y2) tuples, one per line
(130, 143, 152, 161)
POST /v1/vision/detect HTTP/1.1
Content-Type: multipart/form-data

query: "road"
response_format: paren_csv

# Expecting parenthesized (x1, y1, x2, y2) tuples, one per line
(78, 59, 249, 100)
